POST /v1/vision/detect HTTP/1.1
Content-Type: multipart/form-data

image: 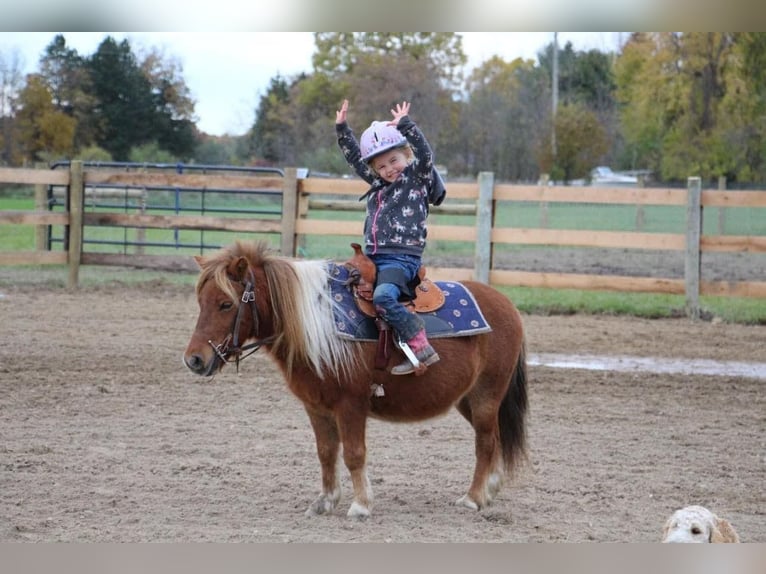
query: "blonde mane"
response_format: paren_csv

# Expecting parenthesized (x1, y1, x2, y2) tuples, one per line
(196, 241, 361, 380)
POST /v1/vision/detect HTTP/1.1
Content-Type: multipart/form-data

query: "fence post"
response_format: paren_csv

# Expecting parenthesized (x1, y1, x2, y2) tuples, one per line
(474, 171, 494, 284)
(685, 176, 702, 319)
(717, 175, 727, 234)
(34, 162, 48, 251)
(635, 175, 646, 231)
(67, 161, 84, 289)
(281, 167, 298, 256)
(136, 188, 147, 255)
(539, 173, 549, 228)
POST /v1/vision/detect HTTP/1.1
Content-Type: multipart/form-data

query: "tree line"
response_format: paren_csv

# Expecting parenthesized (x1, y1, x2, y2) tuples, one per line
(1, 32, 765, 184)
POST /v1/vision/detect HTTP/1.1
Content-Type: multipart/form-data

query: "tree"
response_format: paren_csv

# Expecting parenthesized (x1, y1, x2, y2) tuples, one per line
(248, 33, 468, 172)
(341, 52, 451, 151)
(87, 37, 157, 160)
(538, 40, 621, 170)
(291, 51, 458, 173)
(461, 56, 549, 180)
(128, 141, 178, 164)
(712, 33, 766, 182)
(137, 45, 198, 158)
(312, 33, 466, 88)
(539, 41, 617, 112)
(249, 75, 293, 163)
(15, 74, 76, 162)
(614, 32, 755, 182)
(75, 144, 112, 162)
(38, 34, 98, 151)
(613, 33, 665, 174)
(539, 102, 608, 182)
(195, 134, 246, 165)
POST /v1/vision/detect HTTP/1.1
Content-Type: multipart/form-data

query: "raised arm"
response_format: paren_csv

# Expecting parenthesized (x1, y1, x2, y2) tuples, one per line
(335, 99, 377, 185)
(392, 102, 434, 179)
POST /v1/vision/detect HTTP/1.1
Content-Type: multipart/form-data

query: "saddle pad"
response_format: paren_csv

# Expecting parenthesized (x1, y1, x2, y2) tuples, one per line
(328, 263, 492, 342)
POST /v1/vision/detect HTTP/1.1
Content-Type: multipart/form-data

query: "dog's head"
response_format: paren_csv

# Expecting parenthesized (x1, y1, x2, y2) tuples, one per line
(662, 505, 740, 543)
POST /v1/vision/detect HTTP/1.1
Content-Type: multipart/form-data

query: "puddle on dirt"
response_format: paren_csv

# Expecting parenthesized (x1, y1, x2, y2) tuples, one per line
(528, 353, 766, 380)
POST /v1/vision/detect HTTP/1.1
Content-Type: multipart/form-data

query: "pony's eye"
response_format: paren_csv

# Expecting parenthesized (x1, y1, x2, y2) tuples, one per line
(691, 527, 702, 535)
(220, 301, 233, 311)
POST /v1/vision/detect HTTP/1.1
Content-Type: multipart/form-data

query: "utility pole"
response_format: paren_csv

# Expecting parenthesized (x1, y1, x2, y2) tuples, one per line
(552, 32, 559, 158)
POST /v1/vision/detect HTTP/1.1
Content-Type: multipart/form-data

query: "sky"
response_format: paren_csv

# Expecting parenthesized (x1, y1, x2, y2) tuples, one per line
(0, 32, 624, 137)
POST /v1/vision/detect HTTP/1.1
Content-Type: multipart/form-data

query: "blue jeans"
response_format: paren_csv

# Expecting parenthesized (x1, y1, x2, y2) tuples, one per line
(370, 254, 424, 342)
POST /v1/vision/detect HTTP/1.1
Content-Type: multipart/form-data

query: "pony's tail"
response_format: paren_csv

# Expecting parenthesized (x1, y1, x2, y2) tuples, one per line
(498, 340, 528, 475)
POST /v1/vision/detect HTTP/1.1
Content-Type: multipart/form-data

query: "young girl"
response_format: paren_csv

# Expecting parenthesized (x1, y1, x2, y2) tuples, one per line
(335, 99, 446, 375)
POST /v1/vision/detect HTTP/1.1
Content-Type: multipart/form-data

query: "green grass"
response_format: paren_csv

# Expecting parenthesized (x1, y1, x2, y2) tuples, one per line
(0, 197, 37, 250)
(496, 285, 766, 324)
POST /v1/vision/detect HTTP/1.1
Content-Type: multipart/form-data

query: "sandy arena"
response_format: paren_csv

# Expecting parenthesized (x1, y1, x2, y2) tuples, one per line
(1, 281, 763, 542)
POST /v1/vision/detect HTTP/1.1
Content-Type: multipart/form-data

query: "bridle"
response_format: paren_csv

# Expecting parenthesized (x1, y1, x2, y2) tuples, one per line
(207, 267, 275, 372)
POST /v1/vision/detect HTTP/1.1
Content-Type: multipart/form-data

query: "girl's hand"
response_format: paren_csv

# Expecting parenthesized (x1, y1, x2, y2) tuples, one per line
(389, 101, 410, 125)
(336, 99, 349, 124)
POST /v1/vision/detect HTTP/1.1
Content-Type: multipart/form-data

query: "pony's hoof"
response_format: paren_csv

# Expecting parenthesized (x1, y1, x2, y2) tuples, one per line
(305, 493, 339, 516)
(347, 501, 371, 520)
(455, 494, 480, 511)
(487, 473, 504, 499)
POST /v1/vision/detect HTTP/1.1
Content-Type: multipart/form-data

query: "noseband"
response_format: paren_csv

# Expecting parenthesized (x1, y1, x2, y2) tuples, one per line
(208, 267, 274, 371)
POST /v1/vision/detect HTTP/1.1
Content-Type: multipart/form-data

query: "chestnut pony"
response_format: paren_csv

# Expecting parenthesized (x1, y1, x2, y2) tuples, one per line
(183, 240, 528, 519)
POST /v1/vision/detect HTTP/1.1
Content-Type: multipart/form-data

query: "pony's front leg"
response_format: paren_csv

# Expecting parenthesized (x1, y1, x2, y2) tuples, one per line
(304, 409, 341, 516)
(338, 407, 373, 520)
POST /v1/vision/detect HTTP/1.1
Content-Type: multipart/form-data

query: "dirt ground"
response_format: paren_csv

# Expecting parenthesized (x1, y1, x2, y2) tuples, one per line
(1, 281, 763, 542)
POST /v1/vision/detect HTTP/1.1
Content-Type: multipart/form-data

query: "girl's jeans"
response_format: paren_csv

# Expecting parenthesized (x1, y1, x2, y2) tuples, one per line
(370, 254, 425, 342)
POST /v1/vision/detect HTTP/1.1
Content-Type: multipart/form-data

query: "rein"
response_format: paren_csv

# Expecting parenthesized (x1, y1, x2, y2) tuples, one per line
(208, 268, 275, 372)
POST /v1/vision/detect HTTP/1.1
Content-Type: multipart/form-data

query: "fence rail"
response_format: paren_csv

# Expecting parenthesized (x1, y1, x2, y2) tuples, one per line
(1, 162, 764, 317)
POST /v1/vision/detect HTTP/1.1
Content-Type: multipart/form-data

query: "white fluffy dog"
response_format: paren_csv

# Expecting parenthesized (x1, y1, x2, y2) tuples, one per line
(662, 505, 740, 543)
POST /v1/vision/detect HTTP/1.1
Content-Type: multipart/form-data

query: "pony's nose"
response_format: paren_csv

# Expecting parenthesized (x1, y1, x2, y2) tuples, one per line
(184, 353, 206, 374)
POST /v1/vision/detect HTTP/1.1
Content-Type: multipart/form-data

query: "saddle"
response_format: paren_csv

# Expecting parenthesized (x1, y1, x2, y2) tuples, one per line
(343, 243, 446, 371)
(343, 243, 445, 318)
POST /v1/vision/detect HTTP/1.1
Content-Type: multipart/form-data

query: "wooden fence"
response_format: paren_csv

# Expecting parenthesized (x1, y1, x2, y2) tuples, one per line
(1, 162, 764, 318)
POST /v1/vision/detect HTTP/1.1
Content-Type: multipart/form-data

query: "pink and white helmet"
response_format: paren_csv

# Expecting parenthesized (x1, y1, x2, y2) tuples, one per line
(360, 121, 407, 162)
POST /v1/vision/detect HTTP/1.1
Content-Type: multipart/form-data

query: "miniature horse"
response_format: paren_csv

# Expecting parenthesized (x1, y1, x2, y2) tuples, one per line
(183, 240, 528, 519)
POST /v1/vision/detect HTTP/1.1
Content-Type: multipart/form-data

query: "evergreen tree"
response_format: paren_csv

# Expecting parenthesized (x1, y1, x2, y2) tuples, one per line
(87, 36, 156, 160)
(249, 75, 292, 163)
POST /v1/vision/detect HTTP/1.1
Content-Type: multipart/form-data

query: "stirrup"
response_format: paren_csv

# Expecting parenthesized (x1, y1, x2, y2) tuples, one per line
(395, 338, 421, 369)
(391, 340, 440, 376)
(390, 352, 440, 376)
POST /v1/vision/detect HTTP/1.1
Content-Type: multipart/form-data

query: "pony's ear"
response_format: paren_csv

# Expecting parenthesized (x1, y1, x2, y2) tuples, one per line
(193, 255, 205, 269)
(711, 518, 740, 543)
(226, 256, 249, 281)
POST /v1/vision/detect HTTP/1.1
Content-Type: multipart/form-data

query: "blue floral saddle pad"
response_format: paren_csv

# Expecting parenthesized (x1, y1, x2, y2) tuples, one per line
(328, 263, 492, 342)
